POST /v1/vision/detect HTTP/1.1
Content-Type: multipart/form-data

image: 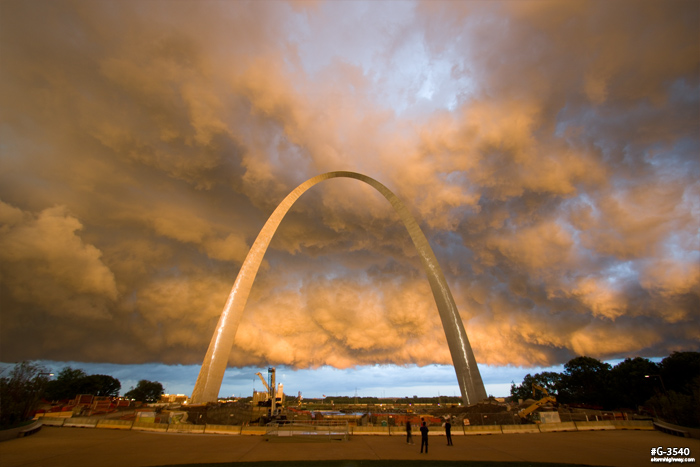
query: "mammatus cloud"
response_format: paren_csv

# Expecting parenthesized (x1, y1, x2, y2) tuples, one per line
(0, 202, 118, 317)
(0, 1, 698, 377)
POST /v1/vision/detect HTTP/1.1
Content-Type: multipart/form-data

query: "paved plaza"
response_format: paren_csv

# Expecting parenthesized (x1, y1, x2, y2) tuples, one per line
(1, 426, 698, 467)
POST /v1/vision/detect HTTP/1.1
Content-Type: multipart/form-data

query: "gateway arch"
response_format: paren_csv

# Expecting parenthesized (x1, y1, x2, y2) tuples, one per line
(191, 171, 487, 406)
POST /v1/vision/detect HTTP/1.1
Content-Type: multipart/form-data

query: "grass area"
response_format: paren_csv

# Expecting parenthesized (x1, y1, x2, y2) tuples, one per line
(154, 461, 610, 467)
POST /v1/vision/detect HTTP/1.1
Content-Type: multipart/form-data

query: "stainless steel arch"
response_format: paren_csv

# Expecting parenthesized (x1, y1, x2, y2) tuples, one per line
(191, 171, 487, 405)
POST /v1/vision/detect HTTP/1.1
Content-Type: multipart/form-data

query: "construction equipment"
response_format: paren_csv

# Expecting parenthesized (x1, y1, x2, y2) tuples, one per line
(517, 384, 556, 419)
(254, 368, 282, 416)
(255, 372, 271, 393)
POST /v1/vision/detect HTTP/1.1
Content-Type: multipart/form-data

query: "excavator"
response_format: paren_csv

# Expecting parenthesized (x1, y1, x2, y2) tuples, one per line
(517, 384, 556, 420)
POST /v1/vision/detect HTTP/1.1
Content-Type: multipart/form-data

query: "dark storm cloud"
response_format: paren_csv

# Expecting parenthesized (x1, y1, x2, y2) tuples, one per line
(1, 0, 697, 377)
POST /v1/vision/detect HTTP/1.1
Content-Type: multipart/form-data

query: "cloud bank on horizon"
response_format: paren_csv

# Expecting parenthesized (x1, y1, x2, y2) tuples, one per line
(1, 0, 698, 374)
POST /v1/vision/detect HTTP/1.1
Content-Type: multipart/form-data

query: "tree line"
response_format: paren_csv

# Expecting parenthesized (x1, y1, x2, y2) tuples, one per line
(42, 366, 165, 403)
(0, 362, 165, 428)
(510, 352, 700, 427)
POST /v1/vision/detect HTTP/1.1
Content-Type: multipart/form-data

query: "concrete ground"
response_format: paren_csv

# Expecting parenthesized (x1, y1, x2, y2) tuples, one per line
(1, 426, 698, 467)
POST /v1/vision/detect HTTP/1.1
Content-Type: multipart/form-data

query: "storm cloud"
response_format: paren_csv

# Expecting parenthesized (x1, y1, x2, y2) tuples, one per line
(1, 0, 698, 385)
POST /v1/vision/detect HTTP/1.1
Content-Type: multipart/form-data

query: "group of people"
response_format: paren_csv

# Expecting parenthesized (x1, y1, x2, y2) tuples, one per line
(405, 418, 453, 453)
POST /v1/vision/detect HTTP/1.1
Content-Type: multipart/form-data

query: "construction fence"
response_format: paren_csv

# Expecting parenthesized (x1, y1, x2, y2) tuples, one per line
(36, 414, 654, 437)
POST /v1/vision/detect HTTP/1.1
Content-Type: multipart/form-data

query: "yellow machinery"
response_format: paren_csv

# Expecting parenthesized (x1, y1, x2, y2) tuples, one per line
(517, 384, 556, 419)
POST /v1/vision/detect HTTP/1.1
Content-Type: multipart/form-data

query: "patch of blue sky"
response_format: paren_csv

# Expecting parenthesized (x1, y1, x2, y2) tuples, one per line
(17, 361, 578, 399)
(602, 261, 638, 285)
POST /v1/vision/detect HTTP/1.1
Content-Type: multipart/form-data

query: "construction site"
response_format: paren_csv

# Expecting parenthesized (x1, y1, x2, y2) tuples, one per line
(28, 366, 694, 443)
(171, 368, 658, 435)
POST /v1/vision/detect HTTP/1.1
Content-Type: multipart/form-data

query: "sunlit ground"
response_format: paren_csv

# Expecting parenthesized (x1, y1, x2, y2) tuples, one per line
(154, 462, 610, 467)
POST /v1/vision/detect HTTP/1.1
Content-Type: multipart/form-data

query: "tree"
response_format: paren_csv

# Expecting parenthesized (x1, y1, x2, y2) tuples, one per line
(646, 376, 700, 427)
(125, 380, 164, 403)
(608, 357, 659, 409)
(0, 361, 51, 428)
(83, 374, 121, 397)
(510, 372, 561, 401)
(557, 356, 611, 407)
(44, 367, 122, 400)
(646, 352, 700, 427)
(44, 367, 88, 401)
(659, 351, 700, 394)
(509, 352, 700, 418)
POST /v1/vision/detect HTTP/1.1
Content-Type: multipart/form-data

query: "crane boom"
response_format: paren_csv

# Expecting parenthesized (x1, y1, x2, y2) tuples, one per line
(255, 372, 270, 393)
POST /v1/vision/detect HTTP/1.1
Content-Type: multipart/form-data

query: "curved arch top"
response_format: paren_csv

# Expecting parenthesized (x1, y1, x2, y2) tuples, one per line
(191, 171, 487, 405)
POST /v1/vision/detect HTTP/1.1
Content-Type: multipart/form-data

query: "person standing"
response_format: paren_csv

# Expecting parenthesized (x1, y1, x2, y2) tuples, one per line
(445, 419, 453, 446)
(420, 421, 429, 453)
(406, 420, 414, 444)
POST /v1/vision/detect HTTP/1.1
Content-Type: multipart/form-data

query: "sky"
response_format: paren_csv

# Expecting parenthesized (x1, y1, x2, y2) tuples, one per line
(0, 0, 698, 399)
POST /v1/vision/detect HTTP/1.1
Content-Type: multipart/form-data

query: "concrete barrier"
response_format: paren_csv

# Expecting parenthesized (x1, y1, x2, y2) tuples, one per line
(0, 420, 43, 442)
(350, 426, 390, 435)
(64, 417, 98, 428)
(39, 418, 66, 427)
(36, 412, 73, 419)
(613, 420, 654, 430)
(30, 416, 666, 439)
(19, 420, 43, 438)
(463, 425, 502, 435)
(501, 424, 540, 434)
(241, 426, 268, 436)
(167, 424, 205, 434)
(96, 420, 133, 430)
(653, 420, 691, 438)
(575, 421, 615, 431)
(538, 422, 577, 433)
(205, 424, 242, 435)
(132, 421, 168, 432)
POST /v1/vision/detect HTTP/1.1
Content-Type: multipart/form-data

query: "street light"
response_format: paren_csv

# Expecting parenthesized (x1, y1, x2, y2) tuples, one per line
(645, 374, 667, 392)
